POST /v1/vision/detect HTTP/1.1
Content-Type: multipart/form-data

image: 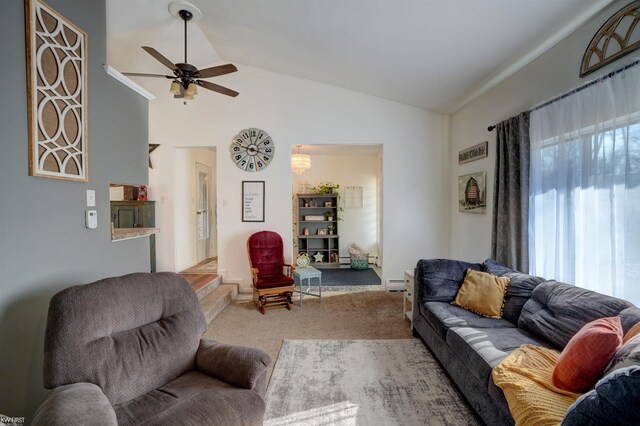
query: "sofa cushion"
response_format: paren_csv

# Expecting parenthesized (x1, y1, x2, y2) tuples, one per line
(481, 259, 514, 276)
(452, 269, 510, 319)
(423, 302, 516, 339)
(415, 259, 481, 304)
(446, 326, 549, 387)
(114, 370, 266, 426)
(482, 259, 546, 325)
(562, 366, 640, 426)
(518, 281, 633, 349)
(552, 316, 623, 393)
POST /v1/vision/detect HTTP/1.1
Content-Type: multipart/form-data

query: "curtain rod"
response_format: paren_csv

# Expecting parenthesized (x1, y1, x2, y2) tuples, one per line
(487, 58, 640, 132)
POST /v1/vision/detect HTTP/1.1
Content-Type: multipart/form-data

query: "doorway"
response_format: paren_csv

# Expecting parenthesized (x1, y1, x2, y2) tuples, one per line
(196, 162, 212, 262)
(291, 144, 383, 287)
(174, 147, 217, 273)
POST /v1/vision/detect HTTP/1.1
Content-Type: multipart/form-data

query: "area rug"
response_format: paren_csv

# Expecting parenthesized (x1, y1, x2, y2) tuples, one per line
(264, 339, 480, 425)
(315, 268, 381, 286)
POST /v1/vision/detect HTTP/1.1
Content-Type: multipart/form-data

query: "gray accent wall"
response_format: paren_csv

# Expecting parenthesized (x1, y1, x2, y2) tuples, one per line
(0, 0, 150, 419)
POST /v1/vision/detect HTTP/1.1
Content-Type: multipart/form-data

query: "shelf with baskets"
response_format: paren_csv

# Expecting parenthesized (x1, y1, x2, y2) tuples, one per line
(296, 193, 339, 267)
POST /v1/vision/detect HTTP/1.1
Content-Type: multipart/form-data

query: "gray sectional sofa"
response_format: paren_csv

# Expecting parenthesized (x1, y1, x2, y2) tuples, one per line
(412, 258, 640, 425)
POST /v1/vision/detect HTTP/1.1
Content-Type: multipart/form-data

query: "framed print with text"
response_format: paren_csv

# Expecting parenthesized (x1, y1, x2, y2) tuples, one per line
(242, 181, 265, 222)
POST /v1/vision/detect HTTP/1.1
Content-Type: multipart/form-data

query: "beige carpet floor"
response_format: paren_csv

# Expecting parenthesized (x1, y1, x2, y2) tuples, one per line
(204, 291, 413, 378)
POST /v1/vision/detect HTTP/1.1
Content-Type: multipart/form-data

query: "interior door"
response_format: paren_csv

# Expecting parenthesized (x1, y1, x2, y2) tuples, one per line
(196, 163, 211, 262)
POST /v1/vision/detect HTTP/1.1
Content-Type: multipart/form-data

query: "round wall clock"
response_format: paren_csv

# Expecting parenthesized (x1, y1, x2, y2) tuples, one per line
(230, 128, 274, 172)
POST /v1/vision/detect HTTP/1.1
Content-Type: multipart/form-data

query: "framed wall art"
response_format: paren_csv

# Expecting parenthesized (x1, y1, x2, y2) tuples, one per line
(458, 171, 486, 214)
(242, 181, 265, 222)
(25, 0, 88, 181)
(458, 141, 488, 164)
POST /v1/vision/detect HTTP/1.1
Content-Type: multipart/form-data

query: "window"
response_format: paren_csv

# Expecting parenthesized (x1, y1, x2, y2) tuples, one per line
(529, 64, 640, 305)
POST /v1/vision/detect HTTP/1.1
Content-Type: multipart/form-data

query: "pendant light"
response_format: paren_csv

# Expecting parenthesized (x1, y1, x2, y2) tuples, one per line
(291, 145, 311, 174)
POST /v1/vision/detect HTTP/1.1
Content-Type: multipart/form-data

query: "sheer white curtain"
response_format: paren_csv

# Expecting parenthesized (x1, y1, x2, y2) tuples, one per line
(529, 62, 640, 305)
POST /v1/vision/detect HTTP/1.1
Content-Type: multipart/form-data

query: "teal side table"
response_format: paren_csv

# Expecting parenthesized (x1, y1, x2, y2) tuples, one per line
(293, 266, 322, 306)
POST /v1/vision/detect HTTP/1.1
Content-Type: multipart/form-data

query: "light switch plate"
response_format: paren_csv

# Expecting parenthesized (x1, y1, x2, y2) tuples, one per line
(86, 189, 96, 207)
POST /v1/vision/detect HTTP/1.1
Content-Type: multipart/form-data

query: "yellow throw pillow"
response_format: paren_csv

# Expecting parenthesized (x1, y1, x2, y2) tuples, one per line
(452, 269, 510, 319)
(624, 322, 640, 344)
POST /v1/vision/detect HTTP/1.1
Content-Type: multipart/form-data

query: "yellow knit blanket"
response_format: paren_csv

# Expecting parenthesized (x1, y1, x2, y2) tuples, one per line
(492, 344, 581, 426)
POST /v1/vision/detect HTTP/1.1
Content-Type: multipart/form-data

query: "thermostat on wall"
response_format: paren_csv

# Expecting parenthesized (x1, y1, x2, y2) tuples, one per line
(86, 210, 98, 229)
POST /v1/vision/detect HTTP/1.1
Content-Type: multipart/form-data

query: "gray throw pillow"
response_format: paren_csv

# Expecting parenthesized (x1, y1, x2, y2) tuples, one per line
(603, 334, 640, 375)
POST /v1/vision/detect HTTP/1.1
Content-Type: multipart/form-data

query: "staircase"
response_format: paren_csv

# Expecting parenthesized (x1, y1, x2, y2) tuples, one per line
(180, 273, 238, 324)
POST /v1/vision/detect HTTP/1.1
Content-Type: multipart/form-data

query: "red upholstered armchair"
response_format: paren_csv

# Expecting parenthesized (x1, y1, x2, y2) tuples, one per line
(247, 231, 295, 314)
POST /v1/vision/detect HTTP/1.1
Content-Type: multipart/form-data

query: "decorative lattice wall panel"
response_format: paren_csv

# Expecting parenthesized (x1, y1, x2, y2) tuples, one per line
(25, 0, 88, 181)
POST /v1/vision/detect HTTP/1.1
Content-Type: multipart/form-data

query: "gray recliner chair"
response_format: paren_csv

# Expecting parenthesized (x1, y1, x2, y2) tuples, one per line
(32, 272, 271, 426)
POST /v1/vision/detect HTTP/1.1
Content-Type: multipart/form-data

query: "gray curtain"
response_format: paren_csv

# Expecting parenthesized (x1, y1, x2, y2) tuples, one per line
(491, 112, 530, 272)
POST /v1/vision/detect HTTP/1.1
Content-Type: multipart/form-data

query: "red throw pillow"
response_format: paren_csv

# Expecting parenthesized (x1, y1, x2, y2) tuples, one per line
(552, 316, 623, 393)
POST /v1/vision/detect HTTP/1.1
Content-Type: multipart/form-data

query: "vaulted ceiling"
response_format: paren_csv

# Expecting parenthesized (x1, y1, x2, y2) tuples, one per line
(106, 0, 613, 113)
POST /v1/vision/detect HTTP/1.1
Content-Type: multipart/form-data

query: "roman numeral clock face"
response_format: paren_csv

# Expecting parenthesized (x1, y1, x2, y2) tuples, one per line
(230, 128, 274, 172)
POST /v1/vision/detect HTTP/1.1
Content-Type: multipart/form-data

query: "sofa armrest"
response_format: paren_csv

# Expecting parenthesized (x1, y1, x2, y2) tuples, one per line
(195, 339, 271, 393)
(32, 383, 116, 426)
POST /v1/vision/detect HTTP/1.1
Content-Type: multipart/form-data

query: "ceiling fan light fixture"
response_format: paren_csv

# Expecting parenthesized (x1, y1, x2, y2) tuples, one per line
(291, 145, 311, 174)
(169, 81, 181, 95)
(126, 1, 238, 101)
(185, 82, 198, 96)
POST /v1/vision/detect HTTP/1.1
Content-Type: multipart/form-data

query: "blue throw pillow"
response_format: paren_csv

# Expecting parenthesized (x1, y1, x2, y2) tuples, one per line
(562, 366, 640, 426)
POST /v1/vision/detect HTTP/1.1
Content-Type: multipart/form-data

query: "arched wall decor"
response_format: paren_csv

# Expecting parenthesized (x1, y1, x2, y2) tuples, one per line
(25, 0, 88, 181)
(580, 1, 640, 77)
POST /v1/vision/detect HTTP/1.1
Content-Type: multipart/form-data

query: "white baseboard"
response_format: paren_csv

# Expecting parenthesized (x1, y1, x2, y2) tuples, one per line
(386, 279, 404, 291)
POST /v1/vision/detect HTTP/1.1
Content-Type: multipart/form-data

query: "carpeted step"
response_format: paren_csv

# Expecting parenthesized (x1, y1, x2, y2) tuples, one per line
(200, 284, 238, 324)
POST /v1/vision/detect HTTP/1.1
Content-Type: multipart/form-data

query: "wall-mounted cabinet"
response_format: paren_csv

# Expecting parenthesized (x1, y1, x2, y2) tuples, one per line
(296, 193, 339, 267)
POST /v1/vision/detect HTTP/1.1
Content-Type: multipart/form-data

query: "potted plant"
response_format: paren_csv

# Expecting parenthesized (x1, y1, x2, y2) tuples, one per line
(325, 212, 334, 221)
(328, 225, 335, 235)
(312, 182, 340, 195)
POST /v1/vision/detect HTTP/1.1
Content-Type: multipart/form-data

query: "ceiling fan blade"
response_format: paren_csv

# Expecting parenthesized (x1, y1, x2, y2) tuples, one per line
(123, 72, 174, 79)
(141, 46, 179, 73)
(196, 80, 239, 97)
(196, 64, 238, 79)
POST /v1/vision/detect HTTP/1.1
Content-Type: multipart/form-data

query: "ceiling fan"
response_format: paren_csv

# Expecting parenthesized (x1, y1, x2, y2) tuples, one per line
(124, 5, 238, 100)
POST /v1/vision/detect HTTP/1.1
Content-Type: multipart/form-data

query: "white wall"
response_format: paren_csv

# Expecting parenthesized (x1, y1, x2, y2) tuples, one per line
(293, 151, 380, 260)
(449, 0, 632, 263)
(172, 147, 217, 271)
(147, 64, 450, 290)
